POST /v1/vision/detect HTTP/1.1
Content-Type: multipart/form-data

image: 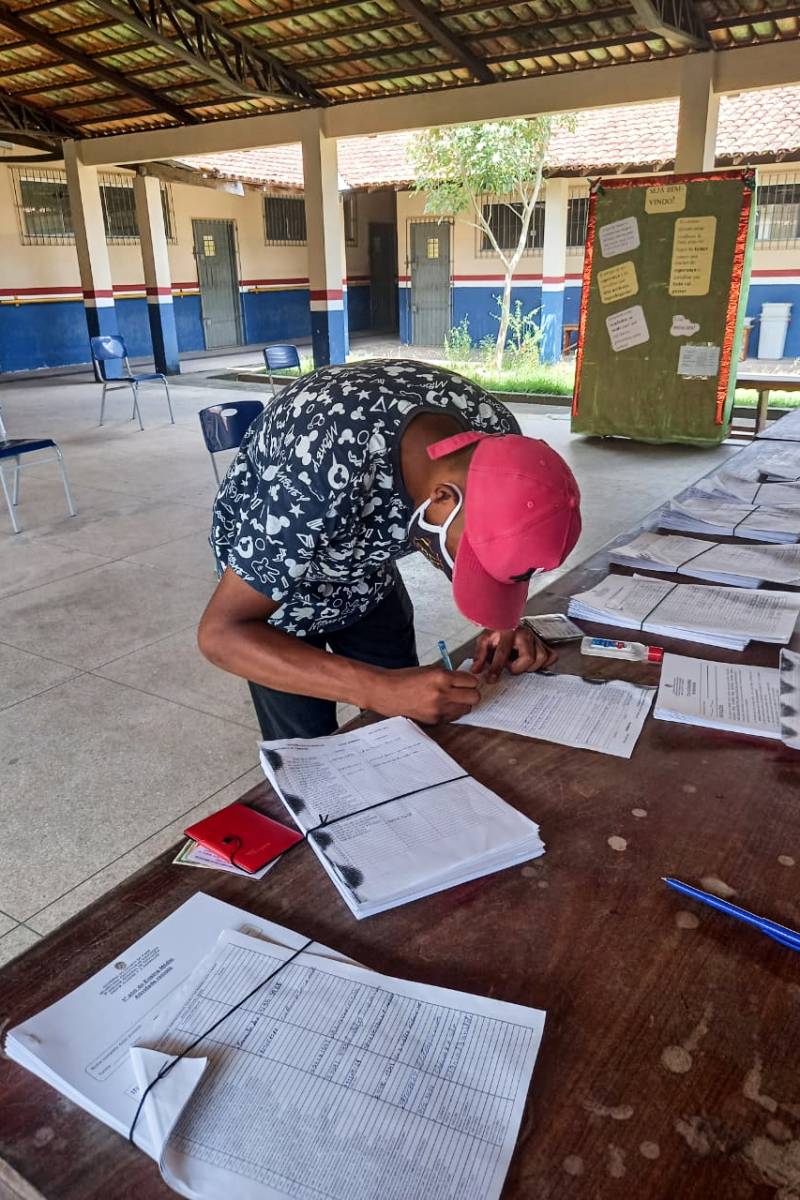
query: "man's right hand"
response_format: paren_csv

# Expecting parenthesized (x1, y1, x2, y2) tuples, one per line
(369, 665, 481, 725)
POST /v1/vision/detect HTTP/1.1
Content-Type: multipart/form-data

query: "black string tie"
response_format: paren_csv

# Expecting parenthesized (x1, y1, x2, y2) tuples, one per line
(638, 582, 680, 631)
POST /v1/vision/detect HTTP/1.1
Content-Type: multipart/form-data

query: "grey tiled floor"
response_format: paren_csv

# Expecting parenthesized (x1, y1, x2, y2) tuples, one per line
(0, 366, 737, 965)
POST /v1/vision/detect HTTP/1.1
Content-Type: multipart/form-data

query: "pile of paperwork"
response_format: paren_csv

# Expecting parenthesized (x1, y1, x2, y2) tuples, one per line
(259, 716, 544, 918)
(609, 531, 800, 588)
(661, 489, 800, 543)
(457, 668, 654, 758)
(6, 893, 546, 1200)
(654, 650, 800, 744)
(758, 409, 800, 441)
(567, 574, 800, 650)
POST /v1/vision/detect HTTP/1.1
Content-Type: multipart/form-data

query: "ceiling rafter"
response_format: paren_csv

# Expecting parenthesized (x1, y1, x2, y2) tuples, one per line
(0, 87, 75, 138)
(0, 0, 197, 122)
(87, 0, 324, 105)
(390, 0, 494, 81)
(628, 0, 710, 46)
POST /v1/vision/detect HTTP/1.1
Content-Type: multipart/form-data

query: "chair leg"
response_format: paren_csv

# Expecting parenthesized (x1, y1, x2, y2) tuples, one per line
(99, 382, 108, 427)
(55, 445, 77, 518)
(132, 383, 144, 431)
(0, 465, 20, 534)
(12, 455, 21, 506)
(0, 407, 7, 441)
(269, 370, 276, 396)
(163, 378, 175, 425)
(210, 453, 221, 487)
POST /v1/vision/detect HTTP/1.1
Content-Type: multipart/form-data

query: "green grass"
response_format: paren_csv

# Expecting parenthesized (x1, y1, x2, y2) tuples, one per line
(734, 388, 800, 408)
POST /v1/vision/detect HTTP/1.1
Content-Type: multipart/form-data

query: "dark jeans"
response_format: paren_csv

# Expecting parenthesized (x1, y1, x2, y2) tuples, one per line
(248, 577, 418, 740)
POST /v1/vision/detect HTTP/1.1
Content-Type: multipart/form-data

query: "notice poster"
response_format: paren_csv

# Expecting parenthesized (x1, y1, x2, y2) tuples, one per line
(572, 171, 754, 445)
(668, 216, 717, 297)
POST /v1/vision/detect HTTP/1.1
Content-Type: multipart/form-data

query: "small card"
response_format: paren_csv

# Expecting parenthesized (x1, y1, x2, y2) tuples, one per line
(599, 216, 640, 258)
(606, 304, 650, 352)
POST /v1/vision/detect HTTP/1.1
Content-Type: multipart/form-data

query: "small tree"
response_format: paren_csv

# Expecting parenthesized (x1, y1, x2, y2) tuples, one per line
(409, 117, 571, 370)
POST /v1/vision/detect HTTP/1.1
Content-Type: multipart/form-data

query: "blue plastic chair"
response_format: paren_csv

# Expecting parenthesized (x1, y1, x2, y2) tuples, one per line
(90, 334, 174, 431)
(263, 344, 301, 395)
(0, 429, 76, 535)
(198, 400, 264, 486)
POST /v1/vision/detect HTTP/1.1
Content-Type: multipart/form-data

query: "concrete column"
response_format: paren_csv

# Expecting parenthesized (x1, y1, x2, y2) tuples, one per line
(674, 54, 719, 174)
(133, 172, 180, 375)
(340, 196, 350, 357)
(541, 178, 569, 364)
(301, 125, 346, 366)
(63, 140, 122, 376)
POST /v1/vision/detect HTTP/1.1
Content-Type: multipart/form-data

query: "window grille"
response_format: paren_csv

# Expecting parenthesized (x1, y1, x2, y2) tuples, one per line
(343, 193, 358, 246)
(264, 194, 307, 244)
(755, 173, 800, 248)
(479, 198, 544, 254)
(566, 188, 590, 249)
(11, 168, 175, 245)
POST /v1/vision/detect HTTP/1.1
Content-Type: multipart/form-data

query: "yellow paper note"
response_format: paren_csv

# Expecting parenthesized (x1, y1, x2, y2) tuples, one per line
(669, 216, 717, 297)
(597, 261, 639, 305)
(645, 184, 687, 214)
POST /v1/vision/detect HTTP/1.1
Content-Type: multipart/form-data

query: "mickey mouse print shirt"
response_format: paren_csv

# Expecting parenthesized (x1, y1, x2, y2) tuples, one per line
(210, 359, 519, 637)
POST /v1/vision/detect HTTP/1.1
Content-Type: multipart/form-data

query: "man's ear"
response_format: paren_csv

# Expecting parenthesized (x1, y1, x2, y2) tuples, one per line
(430, 481, 461, 508)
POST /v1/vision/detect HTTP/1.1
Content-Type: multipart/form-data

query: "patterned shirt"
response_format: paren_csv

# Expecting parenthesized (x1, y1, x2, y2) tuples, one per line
(211, 359, 519, 636)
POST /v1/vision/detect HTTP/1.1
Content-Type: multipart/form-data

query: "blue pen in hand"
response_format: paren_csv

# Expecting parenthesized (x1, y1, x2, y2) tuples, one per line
(663, 877, 800, 952)
(438, 640, 454, 672)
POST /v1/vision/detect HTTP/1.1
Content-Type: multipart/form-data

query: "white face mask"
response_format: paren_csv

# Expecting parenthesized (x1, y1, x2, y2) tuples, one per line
(407, 485, 463, 580)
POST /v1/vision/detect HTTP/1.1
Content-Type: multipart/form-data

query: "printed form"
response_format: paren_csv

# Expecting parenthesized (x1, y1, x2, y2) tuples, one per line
(134, 928, 546, 1200)
(654, 653, 781, 739)
(458, 670, 654, 758)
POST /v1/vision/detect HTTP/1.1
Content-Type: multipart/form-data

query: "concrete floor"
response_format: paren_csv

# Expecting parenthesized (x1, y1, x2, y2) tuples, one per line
(0, 364, 737, 966)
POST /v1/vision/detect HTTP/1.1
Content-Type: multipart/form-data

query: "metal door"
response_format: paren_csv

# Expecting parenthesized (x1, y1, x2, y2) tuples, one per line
(192, 219, 243, 349)
(368, 221, 398, 333)
(409, 220, 451, 346)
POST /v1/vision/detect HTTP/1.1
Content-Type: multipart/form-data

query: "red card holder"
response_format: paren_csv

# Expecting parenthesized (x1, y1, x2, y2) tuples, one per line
(185, 803, 303, 874)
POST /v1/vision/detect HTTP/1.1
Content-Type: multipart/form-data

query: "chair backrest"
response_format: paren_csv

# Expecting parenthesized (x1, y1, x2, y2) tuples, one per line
(198, 401, 264, 455)
(263, 344, 301, 371)
(90, 335, 128, 382)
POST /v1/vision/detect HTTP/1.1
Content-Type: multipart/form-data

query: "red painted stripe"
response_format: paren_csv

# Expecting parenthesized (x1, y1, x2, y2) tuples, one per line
(145, 286, 173, 297)
(751, 269, 800, 278)
(0, 285, 81, 296)
(451, 273, 544, 282)
(240, 276, 309, 287)
(541, 275, 565, 285)
(309, 289, 343, 301)
(83, 289, 114, 299)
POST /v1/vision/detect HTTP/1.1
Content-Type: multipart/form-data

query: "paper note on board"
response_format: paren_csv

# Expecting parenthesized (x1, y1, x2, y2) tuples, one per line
(677, 343, 721, 377)
(597, 261, 639, 305)
(645, 184, 687, 214)
(606, 305, 649, 352)
(670, 314, 701, 338)
(669, 216, 717, 296)
(599, 216, 640, 258)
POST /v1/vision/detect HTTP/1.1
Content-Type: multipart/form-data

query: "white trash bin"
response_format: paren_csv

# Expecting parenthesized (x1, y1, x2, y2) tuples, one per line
(757, 301, 792, 359)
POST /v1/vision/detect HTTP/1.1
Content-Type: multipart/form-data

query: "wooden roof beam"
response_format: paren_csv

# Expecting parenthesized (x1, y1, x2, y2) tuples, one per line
(0, 1, 197, 123)
(628, 0, 710, 48)
(391, 0, 494, 82)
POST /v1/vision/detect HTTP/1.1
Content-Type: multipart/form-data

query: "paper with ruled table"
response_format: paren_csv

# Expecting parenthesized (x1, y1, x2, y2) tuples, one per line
(661, 490, 800, 542)
(458, 669, 655, 758)
(133, 927, 546, 1200)
(609, 531, 800, 588)
(654, 653, 782, 739)
(259, 717, 544, 919)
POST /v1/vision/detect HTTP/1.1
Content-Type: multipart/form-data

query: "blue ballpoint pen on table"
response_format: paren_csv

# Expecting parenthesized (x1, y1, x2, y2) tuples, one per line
(438, 639, 454, 672)
(663, 877, 800, 952)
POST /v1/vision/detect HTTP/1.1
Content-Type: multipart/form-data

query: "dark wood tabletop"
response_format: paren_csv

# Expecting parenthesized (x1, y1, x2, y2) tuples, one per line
(1, 433, 800, 1200)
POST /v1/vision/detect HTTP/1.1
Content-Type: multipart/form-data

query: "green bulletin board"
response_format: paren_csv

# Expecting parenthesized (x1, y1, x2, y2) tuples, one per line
(571, 171, 755, 445)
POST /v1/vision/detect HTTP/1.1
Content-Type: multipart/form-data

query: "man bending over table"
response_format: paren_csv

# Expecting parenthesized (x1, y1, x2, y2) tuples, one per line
(199, 360, 581, 739)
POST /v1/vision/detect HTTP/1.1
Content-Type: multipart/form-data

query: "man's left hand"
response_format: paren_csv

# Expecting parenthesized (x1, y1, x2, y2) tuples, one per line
(471, 625, 557, 683)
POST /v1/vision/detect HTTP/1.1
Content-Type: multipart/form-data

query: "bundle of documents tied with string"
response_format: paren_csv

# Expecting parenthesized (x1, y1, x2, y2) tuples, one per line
(567, 573, 800, 650)
(259, 716, 544, 918)
(609, 531, 800, 588)
(690, 447, 800, 508)
(758, 408, 800, 442)
(660, 488, 800, 543)
(6, 892, 546, 1200)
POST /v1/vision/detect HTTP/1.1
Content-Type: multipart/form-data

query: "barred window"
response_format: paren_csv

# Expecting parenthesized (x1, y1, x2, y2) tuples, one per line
(344, 193, 358, 246)
(12, 167, 175, 245)
(480, 200, 544, 254)
(264, 194, 307, 244)
(99, 174, 175, 244)
(566, 195, 590, 248)
(755, 176, 800, 247)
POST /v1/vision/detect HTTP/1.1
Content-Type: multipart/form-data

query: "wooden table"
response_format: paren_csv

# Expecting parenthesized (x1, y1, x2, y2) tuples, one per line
(2, 436, 800, 1200)
(736, 372, 800, 434)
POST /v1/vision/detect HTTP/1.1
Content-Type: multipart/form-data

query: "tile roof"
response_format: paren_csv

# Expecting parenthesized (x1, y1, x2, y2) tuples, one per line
(175, 85, 800, 189)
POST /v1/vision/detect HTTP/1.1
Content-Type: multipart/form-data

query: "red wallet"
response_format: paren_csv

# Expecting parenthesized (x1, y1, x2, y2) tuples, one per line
(185, 803, 303, 874)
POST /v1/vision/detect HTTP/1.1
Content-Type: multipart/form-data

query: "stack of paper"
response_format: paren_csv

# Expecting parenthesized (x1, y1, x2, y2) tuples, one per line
(259, 716, 544, 919)
(457, 668, 654, 758)
(758, 409, 800, 441)
(568, 573, 800, 650)
(694, 462, 800, 507)
(760, 450, 800, 482)
(609, 531, 800, 588)
(654, 653, 782, 739)
(661, 489, 800, 543)
(173, 838, 275, 879)
(6, 893, 546, 1200)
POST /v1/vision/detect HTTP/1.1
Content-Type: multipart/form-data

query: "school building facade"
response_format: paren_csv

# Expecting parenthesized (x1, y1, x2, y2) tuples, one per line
(1, 85, 799, 375)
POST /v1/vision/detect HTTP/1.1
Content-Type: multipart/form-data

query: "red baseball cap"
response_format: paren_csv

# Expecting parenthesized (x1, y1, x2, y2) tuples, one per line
(429, 431, 581, 629)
